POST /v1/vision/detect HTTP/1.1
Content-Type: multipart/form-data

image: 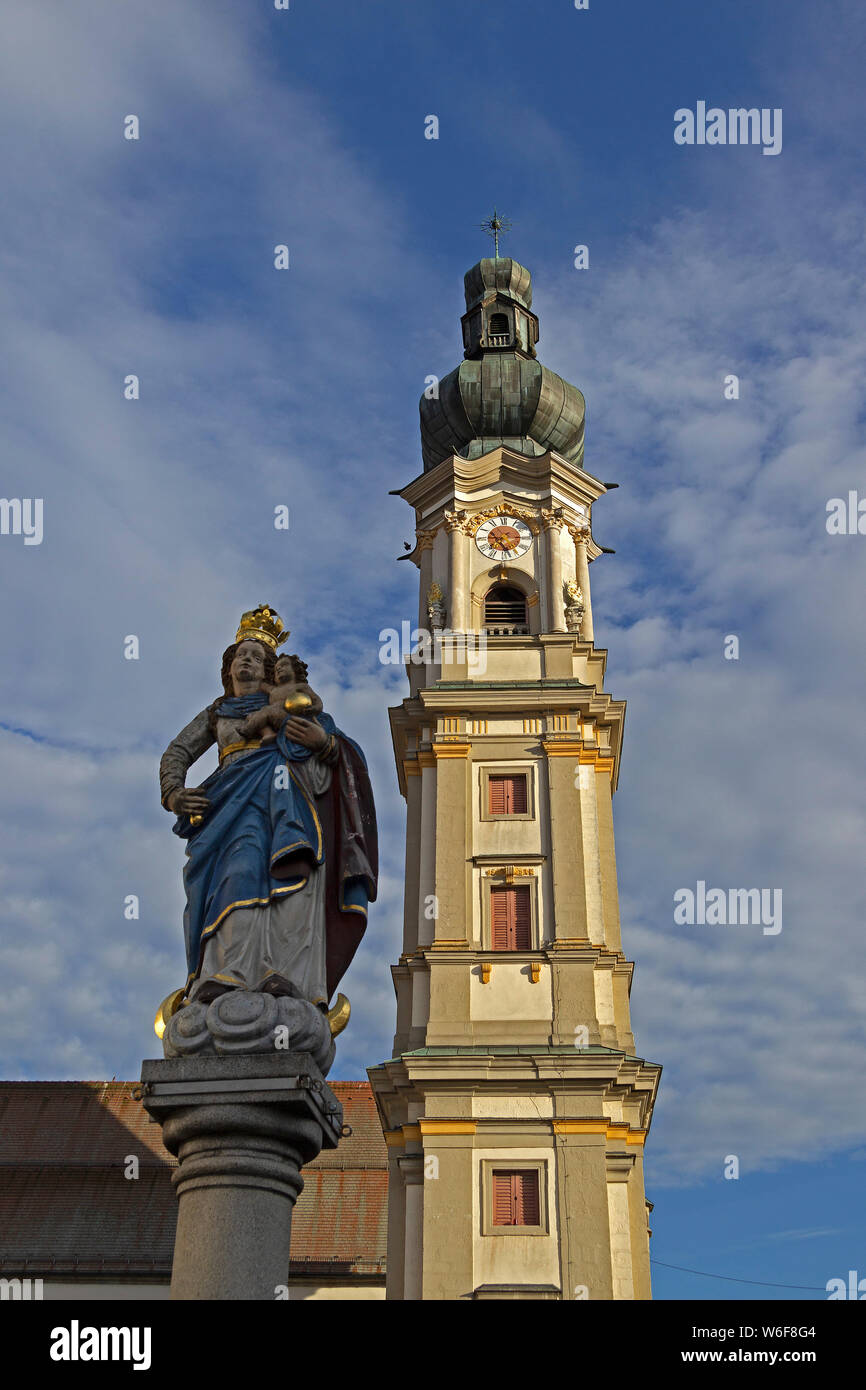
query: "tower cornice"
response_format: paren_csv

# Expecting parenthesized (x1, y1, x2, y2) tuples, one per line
(396, 445, 607, 512)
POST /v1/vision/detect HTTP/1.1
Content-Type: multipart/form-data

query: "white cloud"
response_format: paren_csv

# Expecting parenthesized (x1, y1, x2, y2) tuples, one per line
(0, 2, 864, 1198)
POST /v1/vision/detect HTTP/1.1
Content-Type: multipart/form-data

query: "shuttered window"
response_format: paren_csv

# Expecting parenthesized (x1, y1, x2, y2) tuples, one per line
(491, 1170, 541, 1227)
(488, 773, 528, 816)
(490, 884, 531, 950)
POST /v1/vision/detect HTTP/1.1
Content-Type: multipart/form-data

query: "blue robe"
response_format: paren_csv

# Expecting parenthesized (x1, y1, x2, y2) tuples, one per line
(173, 707, 376, 997)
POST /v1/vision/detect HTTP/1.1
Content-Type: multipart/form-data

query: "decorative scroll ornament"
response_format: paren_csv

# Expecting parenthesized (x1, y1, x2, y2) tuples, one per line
(540, 506, 564, 531)
(465, 504, 541, 537)
(235, 604, 289, 651)
(485, 865, 536, 878)
(427, 581, 447, 630)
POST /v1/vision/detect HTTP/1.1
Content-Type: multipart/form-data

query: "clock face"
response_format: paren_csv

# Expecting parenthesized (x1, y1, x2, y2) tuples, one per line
(475, 514, 533, 561)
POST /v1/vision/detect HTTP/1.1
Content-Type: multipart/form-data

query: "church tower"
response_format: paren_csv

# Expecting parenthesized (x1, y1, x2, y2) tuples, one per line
(368, 253, 660, 1301)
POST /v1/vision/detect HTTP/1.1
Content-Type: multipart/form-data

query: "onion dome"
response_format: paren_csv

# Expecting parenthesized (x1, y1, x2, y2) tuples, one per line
(420, 257, 585, 471)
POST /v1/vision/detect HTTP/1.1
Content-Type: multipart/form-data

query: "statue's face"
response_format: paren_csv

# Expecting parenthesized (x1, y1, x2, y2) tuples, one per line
(274, 656, 294, 684)
(231, 641, 266, 693)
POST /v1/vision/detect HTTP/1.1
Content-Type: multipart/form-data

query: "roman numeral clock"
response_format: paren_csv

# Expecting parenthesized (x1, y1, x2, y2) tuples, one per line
(474, 513, 534, 561)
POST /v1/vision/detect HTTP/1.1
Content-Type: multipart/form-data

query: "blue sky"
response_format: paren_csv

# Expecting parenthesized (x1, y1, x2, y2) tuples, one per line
(0, 1, 864, 1300)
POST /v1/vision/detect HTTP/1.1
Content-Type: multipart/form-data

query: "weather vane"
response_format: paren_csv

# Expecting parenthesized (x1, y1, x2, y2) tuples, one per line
(479, 208, 512, 258)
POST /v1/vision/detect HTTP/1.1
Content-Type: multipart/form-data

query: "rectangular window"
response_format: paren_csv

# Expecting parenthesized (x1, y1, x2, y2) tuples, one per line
(490, 884, 531, 950)
(488, 773, 528, 816)
(491, 1171, 541, 1227)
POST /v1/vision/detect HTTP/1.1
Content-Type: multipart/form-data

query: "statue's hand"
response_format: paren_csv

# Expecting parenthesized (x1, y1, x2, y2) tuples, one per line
(283, 716, 328, 751)
(168, 787, 211, 816)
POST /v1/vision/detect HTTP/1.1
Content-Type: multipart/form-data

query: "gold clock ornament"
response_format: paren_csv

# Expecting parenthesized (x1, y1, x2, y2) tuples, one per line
(474, 514, 533, 561)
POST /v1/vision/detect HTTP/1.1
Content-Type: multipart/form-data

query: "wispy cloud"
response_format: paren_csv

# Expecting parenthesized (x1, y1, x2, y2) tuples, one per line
(0, 2, 864, 1205)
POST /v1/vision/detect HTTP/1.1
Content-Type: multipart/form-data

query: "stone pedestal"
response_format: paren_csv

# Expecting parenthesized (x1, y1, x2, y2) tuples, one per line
(140, 1051, 343, 1301)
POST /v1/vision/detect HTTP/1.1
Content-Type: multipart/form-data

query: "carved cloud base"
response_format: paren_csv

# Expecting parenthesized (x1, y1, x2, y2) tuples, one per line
(162, 989, 335, 1076)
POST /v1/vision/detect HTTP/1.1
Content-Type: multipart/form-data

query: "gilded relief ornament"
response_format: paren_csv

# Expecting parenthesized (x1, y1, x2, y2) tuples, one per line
(564, 580, 585, 634)
(464, 503, 540, 536)
(427, 581, 446, 630)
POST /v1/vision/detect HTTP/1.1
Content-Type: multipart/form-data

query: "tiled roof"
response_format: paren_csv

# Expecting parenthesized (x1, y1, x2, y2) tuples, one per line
(0, 1081, 387, 1277)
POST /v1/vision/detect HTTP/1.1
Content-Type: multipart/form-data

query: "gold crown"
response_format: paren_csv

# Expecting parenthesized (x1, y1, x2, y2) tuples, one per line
(235, 604, 289, 652)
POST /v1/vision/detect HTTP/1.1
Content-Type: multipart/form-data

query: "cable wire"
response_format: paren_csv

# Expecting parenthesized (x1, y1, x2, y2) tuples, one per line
(650, 1258, 825, 1292)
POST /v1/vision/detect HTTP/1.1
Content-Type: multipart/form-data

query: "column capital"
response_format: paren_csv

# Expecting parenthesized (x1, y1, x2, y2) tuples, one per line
(397, 1153, 425, 1184)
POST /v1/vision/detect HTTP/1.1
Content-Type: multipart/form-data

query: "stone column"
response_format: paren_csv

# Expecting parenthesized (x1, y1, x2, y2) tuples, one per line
(400, 1154, 425, 1301)
(402, 762, 423, 954)
(543, 743, 589, 944)
(444, 511, 467, 633)
(542, 509, 565, 632)
(431, 742, 469, 944)
(606, 1158, 636, 1300)
(417, 530, 435, 630)
(417, 750, 437, 948)
(627, 1152, 653, 1300)
(140, 992, 341, 1301)
(570, 526, 594, 643)
(554, 1130, 614, 1300)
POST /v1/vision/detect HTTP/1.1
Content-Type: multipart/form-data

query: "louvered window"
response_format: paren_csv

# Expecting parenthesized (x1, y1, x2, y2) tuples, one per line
(483, 585, 527, 635)
(487, 312, 510, 346)
(491, 884, 532, 950)
(491, 1170, 541, 1226)
(488, 773, 528, 815)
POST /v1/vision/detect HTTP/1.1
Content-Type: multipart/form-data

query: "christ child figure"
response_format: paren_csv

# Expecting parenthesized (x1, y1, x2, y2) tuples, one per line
(238, 653, 324, 744)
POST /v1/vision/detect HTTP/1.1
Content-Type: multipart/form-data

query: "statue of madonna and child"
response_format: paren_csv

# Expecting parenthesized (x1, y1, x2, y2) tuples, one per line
(154, 604, 377, 1068)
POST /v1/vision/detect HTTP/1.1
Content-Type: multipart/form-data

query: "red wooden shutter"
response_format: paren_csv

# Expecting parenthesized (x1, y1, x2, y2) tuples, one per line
(491, 884, 532, 950)
(513, 885, 531, 949)
(488, 774, 527, 815)
(492, 1172, 513, 1225)
(492, 1170, 540, 1226)
(515, 1171, 540, 1225)
(491, 887, 510, 949)
(510, 774, 528, 814)
(489, 776, 508, 814)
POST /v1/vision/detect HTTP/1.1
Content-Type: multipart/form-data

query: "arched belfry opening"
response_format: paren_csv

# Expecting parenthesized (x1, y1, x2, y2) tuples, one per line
(487, 311, 510, 344)
(483, 583, 528, 635)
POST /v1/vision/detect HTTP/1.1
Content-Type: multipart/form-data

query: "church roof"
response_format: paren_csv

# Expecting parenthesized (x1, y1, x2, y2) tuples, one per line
(0, 1080, 387, 1280)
